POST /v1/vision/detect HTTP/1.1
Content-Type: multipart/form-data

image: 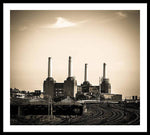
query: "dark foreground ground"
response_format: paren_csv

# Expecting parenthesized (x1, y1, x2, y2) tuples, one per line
(10, 103, 140, 125)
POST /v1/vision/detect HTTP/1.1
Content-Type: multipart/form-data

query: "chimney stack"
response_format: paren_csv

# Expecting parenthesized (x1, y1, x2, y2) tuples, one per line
(48, 57, 52, 77)
(84, 63, 88, 82)
(68, 56, 71, 77)
(103, 63, 106, 79)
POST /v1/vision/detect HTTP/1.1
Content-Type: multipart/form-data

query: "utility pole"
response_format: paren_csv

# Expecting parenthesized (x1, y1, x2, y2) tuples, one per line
(48, 95, 53, 120)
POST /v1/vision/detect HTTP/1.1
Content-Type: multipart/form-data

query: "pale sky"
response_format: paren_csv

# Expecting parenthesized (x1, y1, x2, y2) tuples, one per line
(10, 10, 140, 99)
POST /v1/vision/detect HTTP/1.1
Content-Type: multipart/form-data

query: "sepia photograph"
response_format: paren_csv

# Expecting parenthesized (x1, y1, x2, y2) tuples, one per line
(3, 3, 147, 132)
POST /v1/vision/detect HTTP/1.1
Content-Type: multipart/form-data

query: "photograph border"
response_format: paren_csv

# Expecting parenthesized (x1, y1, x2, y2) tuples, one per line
(3, 3, 147, 132)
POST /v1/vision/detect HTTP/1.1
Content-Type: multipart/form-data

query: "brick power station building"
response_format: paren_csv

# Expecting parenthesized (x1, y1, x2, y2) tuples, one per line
(43, 56, 77, 99)
(43, 56, 122, 102)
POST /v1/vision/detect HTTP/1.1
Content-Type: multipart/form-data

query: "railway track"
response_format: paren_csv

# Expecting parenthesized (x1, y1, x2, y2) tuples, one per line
(71, 104, 105, 125)
(111, 103, 140, 125)
(55, 104, 104, 125)
(70, 103, 139, 125)
(127, 109, 140, 125)
(11, 103, 140, 125)
(103, 105, 126, 125)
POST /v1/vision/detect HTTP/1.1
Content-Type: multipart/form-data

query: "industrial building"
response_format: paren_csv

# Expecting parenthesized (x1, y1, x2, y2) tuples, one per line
(76, 62, 122, 102)
(43, 57, 56, 98)
(81, 64, 91, 93)
(43, 56, 122, 102)
(43, 56, 77, 99)
(100, 93, 122, 102)
(76, 63, 100, 100)
(54, 83, 64, 98)
(100, 63, 111, 94)
(64, 56, 77, 98)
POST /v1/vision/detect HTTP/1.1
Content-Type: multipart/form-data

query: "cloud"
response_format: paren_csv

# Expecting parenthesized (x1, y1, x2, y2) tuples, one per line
(51, 17, 76, 28)
(115, 12, 127, 18)
(99, 12, 127, 24)
(41, 17, 87, 29)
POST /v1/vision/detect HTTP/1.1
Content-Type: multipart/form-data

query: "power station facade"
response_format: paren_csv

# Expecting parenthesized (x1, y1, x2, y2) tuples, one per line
(43, 56, 122, 101)
(43, 56, 77, 99)
(100, 63, 111, 94)
(43, 57, 56, 98)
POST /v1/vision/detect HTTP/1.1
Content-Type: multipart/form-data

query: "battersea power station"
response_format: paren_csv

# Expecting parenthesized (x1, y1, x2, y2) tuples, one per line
(43, 56, 122, 102)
